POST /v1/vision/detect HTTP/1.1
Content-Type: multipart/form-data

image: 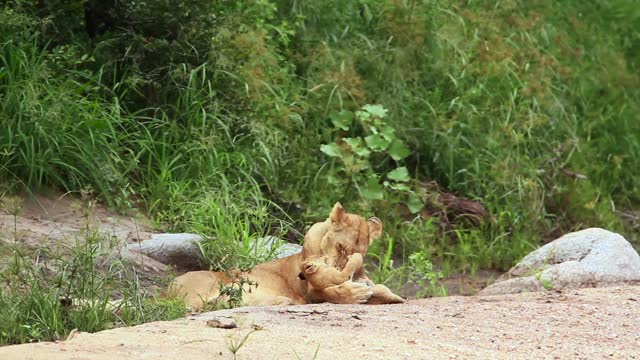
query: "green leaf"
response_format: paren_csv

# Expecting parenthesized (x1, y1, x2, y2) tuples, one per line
(344, 155, 369, 173)
(343, 137, 371, 157)
(365, 134, 390, 151)
(355, 146, 371, 157)
(343, 137, 362, 149)
(361, 177, 384, 200)
(329, 111, 353, 130)
(381, 126, 396, 141)
(320, 143, 342, 158)
(355, 110, 370, 122)
(362, 104, 388, 118)
(407, 193, 424, 214)
(388, 139, 411, 160)
(386, 166, 410, 182)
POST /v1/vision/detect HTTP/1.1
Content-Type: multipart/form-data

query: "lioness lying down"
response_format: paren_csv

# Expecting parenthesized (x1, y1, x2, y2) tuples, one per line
(300, 253, 404, 305)
(167, 203, 404, 309)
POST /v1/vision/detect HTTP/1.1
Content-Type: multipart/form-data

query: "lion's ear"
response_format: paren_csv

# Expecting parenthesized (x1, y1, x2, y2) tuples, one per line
(367, 217, 383, 244)
(329, 202, 345, 223)
(303, 263, 318, 274)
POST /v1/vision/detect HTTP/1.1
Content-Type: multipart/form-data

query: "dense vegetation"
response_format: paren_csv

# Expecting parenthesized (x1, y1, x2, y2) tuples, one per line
(1, 0, 639, 344)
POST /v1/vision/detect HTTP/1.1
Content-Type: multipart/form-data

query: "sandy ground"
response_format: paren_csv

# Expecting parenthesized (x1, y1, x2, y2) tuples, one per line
(0, 193, 155, 248)
(1, 286, 638, 360)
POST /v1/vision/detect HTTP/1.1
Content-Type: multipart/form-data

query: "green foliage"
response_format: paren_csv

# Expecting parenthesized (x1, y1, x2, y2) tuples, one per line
(406, 252, 447, 298)
(224, 326, 261, 360)
(190, 191, 288, 271)
(320, 104, 421, 208)
(369, 234, 447, 298)
(0, 234, 185, 345)
(0, 0, 639, 323)
(214, 277, 258, 310)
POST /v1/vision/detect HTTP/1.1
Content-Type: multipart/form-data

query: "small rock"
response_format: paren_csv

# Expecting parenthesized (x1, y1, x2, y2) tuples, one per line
(206, 318, 237, 329)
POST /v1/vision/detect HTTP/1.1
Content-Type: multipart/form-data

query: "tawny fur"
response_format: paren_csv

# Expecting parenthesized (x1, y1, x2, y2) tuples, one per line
(301, 253, 405, 305)
(167, 202, 403, 309)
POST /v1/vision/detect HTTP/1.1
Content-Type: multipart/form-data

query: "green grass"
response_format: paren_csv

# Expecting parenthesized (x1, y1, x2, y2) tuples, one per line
(0, 0, 639, 343)
(0, 232, 185, 345)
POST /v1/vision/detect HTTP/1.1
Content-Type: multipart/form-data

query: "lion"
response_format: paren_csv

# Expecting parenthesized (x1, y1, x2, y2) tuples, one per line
(167, 202, 403, 309)
(299, 253, 405, 304)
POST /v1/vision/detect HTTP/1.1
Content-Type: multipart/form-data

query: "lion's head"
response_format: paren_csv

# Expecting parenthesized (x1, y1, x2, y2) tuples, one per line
(302, 202, 383, 270)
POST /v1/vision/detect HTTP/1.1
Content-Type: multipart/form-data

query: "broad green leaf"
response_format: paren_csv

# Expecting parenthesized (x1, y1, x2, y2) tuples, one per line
(343, 137, 371, 157)
(361, 177, 384, 200)
(362, 104, 388, 118)
(346, 157, 369, 173)
(407, 193, 424, 214)
(320, 143, 342, 158)
(355, 110, 370, 122)
(388, 139, 411, 160)
(381, 126, 396, 141)
(355, 146, 371, 157)
(386, 166, 410, 182)
(329, 111, 353, 130)
(365, 134, 390, 151)
(343, 137, 362, 149)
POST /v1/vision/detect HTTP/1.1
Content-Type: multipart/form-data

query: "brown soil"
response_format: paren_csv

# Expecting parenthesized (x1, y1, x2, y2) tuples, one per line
(0, 193, 155, 248)
(1, 286, 638, 359)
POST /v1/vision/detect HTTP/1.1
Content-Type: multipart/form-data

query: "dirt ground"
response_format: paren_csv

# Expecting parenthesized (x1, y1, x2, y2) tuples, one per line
(0, 286, 638, 359)
(0, 193, 155, 248)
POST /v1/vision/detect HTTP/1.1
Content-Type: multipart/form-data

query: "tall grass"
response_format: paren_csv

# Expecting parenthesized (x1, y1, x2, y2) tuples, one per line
(0, 230, 185, 345)
(280, 0, 640, 272)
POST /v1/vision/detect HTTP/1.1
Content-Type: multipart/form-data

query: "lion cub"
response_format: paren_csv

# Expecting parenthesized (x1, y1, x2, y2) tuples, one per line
(300, 253, 405, 304)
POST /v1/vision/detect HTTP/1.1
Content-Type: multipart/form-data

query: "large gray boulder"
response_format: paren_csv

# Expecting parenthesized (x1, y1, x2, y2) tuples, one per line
(125, 233, 302, 270)
(480, 228, 640, 295)
(126, 233, 203, 270)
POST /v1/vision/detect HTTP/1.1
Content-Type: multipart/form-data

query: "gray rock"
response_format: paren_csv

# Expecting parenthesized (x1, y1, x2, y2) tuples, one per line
(250, 236, 302, 259)
(126, 233, 204, 270)
(118, 247, 168, 273)
(480, 228, 640, 295)
(477, 277, 545, 296)
(538, 261, 594, 289)
(126, 233, 302, 270)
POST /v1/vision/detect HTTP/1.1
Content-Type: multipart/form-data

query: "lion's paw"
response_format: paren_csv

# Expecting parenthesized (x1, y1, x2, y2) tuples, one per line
(341, 280, 374, 304)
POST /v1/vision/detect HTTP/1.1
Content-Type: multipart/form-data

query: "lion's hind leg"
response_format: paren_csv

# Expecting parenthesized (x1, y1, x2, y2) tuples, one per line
(366, 284, 405, 304)
(167, 271, 229, 310)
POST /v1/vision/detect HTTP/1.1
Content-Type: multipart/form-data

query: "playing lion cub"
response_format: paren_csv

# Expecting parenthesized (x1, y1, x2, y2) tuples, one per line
(300, 253, 404, 305)
(167, 202, 404, 308)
